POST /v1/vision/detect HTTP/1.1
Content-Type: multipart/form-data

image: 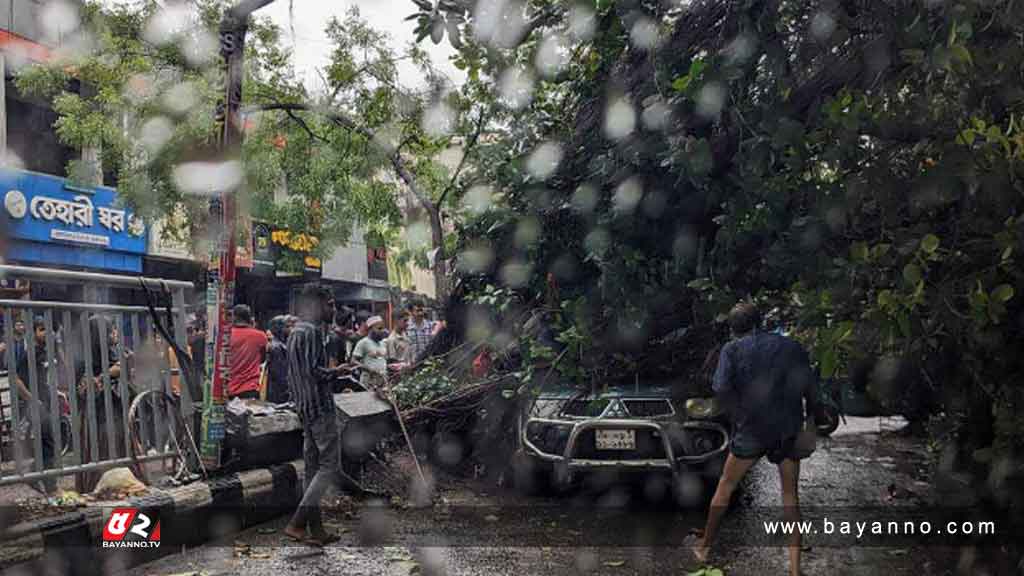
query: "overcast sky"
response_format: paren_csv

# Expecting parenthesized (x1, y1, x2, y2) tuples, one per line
(259, 0, 466, 91)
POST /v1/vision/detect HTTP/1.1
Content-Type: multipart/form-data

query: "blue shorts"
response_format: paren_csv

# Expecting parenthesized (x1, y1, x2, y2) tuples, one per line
(730, 433, 800, 464)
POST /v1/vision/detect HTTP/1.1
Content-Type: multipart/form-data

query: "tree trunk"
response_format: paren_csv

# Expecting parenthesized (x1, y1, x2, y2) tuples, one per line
(429, 205, 447, 303)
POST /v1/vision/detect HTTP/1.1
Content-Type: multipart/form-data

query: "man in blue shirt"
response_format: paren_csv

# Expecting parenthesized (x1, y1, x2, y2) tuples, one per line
(693, 302, 817, 576)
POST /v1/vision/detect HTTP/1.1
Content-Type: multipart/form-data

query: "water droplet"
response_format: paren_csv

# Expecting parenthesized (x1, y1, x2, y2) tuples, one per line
(163, 82, 199, 115)
(405, 220, 432, 250)
(125, 74, 157, 106)
(641, 100, 670, 131)
(724, 33, 757, 64)
(172, 161, 243, 196)
(499, 67, 534, 110)
(181, 29, 218, 66)
(423, 101, 455, 137)
(514, 217, 540, 248)
(696, 82, 726, 119)
(139, 117, 174, 155)
(457, 246, 495, 273)
(568, 4, 596, 40)
(499, 260, 533, 288)
(613, 177, 643, 215)
(604, 98, 636, 140)
(40, 1, 80, 45)
(571, 184, 599, 214)
(142, 3, 192, 46)
(474, 0, 527, 48)
(584, 228, 610, 256)
(630, 17, 660, 50)
(464, 185, 495, 214)
(526, 141, 563, 180)
(810, 11, 836, 41)
(536, 33, 569, 78)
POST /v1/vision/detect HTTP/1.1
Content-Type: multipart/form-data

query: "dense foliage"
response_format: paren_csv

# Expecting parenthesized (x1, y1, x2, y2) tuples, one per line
(411, 0, 1023, 502)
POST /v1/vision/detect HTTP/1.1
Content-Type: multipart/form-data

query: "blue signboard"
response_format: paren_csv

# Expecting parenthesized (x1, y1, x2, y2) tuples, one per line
(1, 168, 147, 272)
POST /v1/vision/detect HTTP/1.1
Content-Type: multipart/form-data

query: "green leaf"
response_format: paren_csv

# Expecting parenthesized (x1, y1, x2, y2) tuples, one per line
(897, 312, 911, 338)
(903, 263, 922, 285)
(820, 348, 838, 379)
(871, 243, 891, 259)
(707, 570, 725, 576)
(950, 44, 972, 66)
(851, 242, 869, 262)
(920, 234, 940, 254)
(878, 290, 893, 308)
(1001, 245, 1013, 263)
(991, 284, 1015, 303)
(672, 75, 692, 93)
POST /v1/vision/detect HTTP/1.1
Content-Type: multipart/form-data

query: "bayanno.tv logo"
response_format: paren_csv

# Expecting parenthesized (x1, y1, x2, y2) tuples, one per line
(101, 508, 161, 549)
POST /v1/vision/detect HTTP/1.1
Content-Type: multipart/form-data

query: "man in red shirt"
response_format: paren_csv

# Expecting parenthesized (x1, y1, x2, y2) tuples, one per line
(228, 304, 268, 400)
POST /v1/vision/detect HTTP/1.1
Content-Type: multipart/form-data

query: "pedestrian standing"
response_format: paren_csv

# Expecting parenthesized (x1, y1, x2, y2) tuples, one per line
(282, 285, 351, 547)
(405, 301, 440, 363)
(385, 311, 412, 368)
(227, 304, 267, 400)
(265, 315, 290, 404)
(13, 316, 58, 496)
(351, 316, 388, 391)
(691, 302, 817, 576)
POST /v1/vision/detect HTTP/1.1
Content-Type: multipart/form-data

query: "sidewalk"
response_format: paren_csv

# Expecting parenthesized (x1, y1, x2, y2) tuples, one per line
(0, 460, 305, 576)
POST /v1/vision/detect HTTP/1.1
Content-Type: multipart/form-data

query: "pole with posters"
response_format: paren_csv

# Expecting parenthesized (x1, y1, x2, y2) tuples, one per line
(200, 0, 275, 469)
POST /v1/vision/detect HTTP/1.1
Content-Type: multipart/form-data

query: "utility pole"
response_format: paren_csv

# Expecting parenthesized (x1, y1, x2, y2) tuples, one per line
(200, 0, 275, 469)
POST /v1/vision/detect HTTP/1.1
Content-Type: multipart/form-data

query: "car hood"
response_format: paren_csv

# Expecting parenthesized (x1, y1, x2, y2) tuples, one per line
(535, 383, 675, 400)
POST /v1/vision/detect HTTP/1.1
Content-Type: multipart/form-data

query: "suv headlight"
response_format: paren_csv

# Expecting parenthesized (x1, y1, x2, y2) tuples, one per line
(525, 421, 571, 456)
(686, 397, 724, 419)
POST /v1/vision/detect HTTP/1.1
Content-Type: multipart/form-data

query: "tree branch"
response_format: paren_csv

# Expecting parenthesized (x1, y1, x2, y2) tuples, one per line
(283, 108, 329, 143)
(437, 109, 487, 208)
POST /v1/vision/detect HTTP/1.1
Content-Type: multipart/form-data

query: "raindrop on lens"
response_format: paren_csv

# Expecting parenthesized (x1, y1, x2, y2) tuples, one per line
(40, 1, 80, 44)
(163, 82, 198, 115)
(499, 67, 535, 110)
(464, 185, 495, 214)
(568, 4, 596, 40)
(810, 11, 837, 41)
(629, 17, 659, 50)
(536, 34, 569, 78)
(142, 3, 192, 45)
(140, 117, 174, 154)
(696, 82, 726, 119)
(613, 177, 643, 214)
(172, 161, 244, 197)
(604, 98, 636, 140)
(572, 184, 599, 214)
(642, 100, 670, 131)
(423, 101, 455, 137)
(526, 142, 563, 179)
(499, 261, 533, 288)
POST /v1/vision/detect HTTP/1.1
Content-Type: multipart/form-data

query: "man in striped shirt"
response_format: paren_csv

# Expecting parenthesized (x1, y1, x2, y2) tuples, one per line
(283, 285, 349, 547)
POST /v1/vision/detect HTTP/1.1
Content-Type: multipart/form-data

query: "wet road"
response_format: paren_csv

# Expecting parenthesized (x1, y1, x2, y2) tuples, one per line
(129, 418, 964, 576)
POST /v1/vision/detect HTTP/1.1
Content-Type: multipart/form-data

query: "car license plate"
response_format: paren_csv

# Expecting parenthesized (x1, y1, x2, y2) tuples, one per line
(595, 429, 635, 450)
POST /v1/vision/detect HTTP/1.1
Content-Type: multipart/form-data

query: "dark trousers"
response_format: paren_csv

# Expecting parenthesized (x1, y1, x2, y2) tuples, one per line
(290, 413, 350, 531)
(20, 402, 58, 495)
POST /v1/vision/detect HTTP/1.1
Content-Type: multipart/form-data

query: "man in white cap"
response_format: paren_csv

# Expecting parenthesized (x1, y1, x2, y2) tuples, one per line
(351, 315, 389, 391)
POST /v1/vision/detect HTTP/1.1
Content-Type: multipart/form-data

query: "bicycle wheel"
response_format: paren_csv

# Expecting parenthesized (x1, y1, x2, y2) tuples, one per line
(127, 389, 191, 486)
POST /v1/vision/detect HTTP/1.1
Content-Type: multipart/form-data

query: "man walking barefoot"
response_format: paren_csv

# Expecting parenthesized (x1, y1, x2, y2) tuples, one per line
(282, 285, 350, 547)
(692, 302, 817, 576)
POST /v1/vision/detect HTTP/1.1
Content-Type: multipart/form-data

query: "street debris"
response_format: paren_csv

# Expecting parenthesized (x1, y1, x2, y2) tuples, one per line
(91, 467, 148, 500)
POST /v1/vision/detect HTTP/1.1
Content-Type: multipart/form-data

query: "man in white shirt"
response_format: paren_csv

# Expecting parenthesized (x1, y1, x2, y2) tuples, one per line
(351, 316, 388, 391)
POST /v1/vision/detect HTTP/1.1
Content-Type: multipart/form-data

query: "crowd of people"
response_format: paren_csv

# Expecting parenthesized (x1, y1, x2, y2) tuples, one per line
(221, 297, 443, 406)
(0, 292, 441, 503)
